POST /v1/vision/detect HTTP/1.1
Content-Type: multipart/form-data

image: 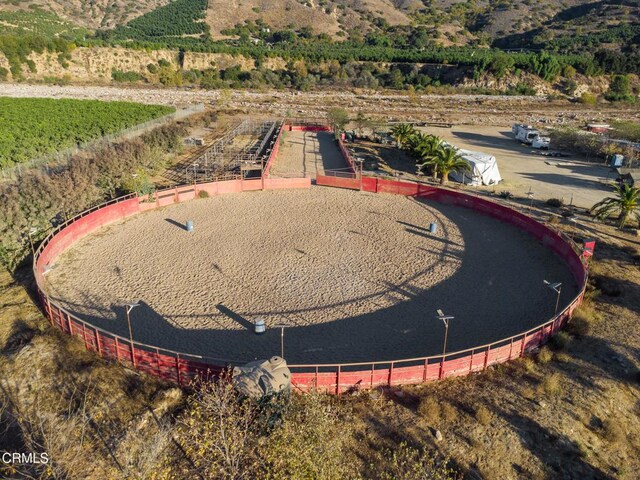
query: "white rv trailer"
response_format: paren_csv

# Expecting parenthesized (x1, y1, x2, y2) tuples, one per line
(514, 125, 540, 144)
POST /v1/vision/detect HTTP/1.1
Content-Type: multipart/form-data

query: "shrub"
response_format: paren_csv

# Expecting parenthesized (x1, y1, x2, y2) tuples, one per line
(578, 92, 597, 105)
(549, 331, 571, 350)
(441, 402, 457, 423)
(417, 396, 441, 424)
(521, 357, 537, 373)
(605, 74, 635, 103)
(197, 190, 209, 198)
(536, 346, 553, 364)
(546, 198, 564, 207)
(563, 65, 577, 78)
(601, 419, 624, 443)
(541, 373, 563, 396)
(375, 443, 459, 480)
(111, 69, 145, 82)
(474, 405, 492, 426)
(498, 190, 513, 199)
(568, 300, 602, 336)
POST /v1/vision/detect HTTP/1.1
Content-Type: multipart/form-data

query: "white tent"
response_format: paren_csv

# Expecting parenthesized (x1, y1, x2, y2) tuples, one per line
(450, 148, 502, 186)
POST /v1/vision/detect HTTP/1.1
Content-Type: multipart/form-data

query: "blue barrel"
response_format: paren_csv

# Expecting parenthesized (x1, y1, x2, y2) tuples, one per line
(429, 222, 437, 233)
(186, 220, 194, 232)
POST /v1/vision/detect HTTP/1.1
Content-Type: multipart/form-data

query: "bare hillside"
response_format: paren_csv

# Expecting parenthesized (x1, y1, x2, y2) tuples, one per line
(0, 0, 170, 29)
(205, 0, 414, 39)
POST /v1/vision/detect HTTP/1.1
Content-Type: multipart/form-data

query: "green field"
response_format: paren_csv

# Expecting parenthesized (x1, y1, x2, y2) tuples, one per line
(0, 97, 175, 167)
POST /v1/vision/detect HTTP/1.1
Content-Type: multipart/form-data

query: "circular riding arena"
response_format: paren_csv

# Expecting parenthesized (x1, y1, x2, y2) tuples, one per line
(42, 185, 580, 368)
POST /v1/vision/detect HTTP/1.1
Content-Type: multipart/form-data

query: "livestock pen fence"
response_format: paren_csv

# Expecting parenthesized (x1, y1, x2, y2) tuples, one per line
(33, 176, 587, 394)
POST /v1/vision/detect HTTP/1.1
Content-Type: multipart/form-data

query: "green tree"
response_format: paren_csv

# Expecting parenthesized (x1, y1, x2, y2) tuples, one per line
(407, 133, 442, 164)
(605, 74, 634, 102)
(390, 123, 416, 149)
(353, 111, 371, 137)
(327, 108, 349, 135)
(420, 146, 470, 185)
(590, 184, 640, 229)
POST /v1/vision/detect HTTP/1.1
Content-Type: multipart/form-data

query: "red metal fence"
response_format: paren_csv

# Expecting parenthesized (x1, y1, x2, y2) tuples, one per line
(34, 176, 587, 393)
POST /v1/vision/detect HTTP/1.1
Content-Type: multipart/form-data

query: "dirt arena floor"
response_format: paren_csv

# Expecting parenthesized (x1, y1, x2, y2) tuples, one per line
(269, 131, 349, 178)
(44, 187, 578, 365)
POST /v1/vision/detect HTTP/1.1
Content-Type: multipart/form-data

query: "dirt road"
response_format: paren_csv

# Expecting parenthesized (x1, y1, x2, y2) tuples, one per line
(270, 131, 348, 178)
(432, 125, 614, 209)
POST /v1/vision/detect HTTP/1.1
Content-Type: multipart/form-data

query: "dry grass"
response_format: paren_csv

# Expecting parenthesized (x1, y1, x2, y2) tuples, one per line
(417, 396, 441, 424)
(441, 402, 458, 423)
(520, 356, 537, 373)
(474, 404, 492, 426)
(568, 301, 602, 336)
(536, 346, 554, 364)
(601, 419, 625, 444)
(540, 373, 563, 397)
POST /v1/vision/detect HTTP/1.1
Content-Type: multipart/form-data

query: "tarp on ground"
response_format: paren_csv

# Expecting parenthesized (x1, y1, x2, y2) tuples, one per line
(450, 148, 502, 186)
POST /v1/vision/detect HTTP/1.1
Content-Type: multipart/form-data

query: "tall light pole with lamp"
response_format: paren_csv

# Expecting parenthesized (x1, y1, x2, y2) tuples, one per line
(274, 323, 289, 358)
(543, 280, 562, 315)
(125, 302, 140, 366)
(436, 309, 454, 379)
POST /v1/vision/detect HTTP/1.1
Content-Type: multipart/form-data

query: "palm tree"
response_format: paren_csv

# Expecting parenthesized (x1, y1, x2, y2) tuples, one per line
(420, 146, 470, 185)
(590, 184, 640, 229)
(390, 123, 416, 149)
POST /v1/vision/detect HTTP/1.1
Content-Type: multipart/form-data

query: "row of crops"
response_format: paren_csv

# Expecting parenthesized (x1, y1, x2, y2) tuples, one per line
(0, 97, 175, 168)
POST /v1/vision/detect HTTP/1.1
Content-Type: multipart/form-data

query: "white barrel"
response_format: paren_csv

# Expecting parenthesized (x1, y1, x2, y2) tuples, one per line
(254, 318, 266, 334)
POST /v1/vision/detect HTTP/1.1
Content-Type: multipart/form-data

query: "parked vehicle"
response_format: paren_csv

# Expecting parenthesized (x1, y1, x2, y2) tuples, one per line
(532, 136, 550, 149)
(513, 124, 540, 144)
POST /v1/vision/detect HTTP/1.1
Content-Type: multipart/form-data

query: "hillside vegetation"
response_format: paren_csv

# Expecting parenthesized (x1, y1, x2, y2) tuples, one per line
(0, 0, 638, 94)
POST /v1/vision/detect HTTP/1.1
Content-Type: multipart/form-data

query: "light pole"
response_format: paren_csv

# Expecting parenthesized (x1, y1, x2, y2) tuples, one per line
(27, 227, 38, 257)
(526, 187, 534, 211)
(125, 302, 140, 366)
(274, 323, 289, 358)
(543, 280, 562, 315)
(436, 309, 454, 379)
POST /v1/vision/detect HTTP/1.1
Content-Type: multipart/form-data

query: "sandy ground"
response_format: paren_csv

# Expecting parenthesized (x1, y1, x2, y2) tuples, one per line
(425, 125, 615, 209)
(45, 187, 577, 365)
(269, 131, 349, 178)
(2, 83, 638, 126)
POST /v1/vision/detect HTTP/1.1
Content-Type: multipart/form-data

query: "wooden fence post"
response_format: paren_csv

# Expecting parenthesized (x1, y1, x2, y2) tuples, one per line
(176, 354, 182, 386)
(96, 327, 102, 356)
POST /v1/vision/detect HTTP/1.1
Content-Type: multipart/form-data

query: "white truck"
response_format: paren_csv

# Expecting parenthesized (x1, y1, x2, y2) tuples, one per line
(531, 136, 550, 149)
(512, 124, 541, 145)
